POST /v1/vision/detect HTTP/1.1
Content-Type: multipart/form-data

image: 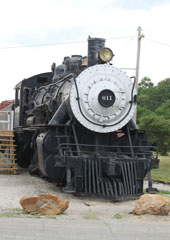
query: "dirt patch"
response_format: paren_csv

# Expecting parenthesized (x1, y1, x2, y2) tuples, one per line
(0, 170, 170, 221)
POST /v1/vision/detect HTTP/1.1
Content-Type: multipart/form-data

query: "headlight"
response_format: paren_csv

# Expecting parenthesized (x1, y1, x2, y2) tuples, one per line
(99, 48, 114, 63)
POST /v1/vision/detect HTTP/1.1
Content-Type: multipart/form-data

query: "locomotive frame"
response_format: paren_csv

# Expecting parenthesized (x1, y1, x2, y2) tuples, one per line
(14, 37, 159, 200)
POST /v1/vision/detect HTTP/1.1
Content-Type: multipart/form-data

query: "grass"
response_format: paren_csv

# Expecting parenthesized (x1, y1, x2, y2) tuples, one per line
(113, 212, 129, 219)
(0, 208, 58, 219)
(151, 154, 170, 183)
(114, 213, 123, 219)
(0, 208, 27, 218)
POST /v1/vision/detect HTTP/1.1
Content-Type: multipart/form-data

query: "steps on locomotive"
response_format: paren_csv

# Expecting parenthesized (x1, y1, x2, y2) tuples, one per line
(0, 130, 17, 173)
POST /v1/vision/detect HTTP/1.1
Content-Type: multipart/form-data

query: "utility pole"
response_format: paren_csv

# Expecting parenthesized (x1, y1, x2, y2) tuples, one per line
(134, 26, 144, 123)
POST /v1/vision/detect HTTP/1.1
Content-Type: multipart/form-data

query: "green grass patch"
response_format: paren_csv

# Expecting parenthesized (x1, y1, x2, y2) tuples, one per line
(151, 154, 170, 183)
(0, 209, 58, 219)
(156, 190, 170, 195)
(114, 213, 123, 219)
(0, 208, 27, 218)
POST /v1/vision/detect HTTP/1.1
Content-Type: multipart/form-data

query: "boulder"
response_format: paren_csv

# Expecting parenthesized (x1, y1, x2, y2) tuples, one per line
(133, 194, 170, 216)
(20, 193, 69, 215)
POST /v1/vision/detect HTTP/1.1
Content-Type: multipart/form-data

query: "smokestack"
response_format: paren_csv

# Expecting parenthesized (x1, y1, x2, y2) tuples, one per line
(88, 37, 105, 67)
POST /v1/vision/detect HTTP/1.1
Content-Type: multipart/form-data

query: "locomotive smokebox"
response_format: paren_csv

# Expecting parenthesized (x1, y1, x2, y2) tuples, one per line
(88, 37, 105, 66)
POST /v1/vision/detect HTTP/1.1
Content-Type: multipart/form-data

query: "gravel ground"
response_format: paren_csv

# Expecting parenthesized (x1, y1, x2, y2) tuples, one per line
(0, 170, 170, 221)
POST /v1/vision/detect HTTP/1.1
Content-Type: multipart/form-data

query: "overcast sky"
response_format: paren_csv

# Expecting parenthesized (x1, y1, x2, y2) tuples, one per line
(0, 0, 170, 102)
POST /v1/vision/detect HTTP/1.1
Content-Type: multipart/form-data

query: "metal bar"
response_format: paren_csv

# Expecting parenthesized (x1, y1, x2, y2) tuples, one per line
(84, 159, 87, 193)
(92, 161, 96, 194)
(123, 162, 130, 194)
(113, 181, 118, 196)
(71, 123, 81, 155)
(120, 162, 127, 195)
(133, 162, 138, 194)
(104, 181, 110, 196)
(98, 158, 105, 195)
(126, 125, 134, 157)
(58, 149, 155, 158)
(57, 142, 158, 150)
(127, 162, 133, 195)
(101, 181, 105, 196)
(107, 179, 114, 196)
(130, 162, 135, 194)
(88, 159, 91, 194)
(95, 161, 101, 195)
(116, 179, 122, 196)
(56, 143, 158, 156)
(121, 181, 125, 196)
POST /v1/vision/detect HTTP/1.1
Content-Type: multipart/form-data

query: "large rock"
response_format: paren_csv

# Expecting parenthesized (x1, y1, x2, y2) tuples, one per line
(133, 194, 170, 216)
(20, 193, 69, 215)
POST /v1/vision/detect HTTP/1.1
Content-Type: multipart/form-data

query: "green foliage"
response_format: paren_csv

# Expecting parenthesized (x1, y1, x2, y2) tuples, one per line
(137, 77, 157, 118)
(137, 77, 170, 155)
(155, 79, 170, 107)
(138, 114, 170, 155)
(155, 100, 170, 120)
(138, 77, 154, 88)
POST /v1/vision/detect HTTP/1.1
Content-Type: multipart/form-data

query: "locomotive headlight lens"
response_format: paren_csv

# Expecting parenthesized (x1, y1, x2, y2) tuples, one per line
(99, 48, 114, 63)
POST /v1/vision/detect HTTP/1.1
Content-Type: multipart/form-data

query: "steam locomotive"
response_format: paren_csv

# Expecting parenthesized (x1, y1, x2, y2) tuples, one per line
(14, 37, 159, 200)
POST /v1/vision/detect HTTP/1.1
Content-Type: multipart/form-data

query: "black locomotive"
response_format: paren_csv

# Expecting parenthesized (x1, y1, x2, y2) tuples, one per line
(14, 37, 159, 200)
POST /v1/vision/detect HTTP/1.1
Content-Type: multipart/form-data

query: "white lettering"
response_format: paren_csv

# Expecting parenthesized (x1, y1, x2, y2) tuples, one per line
(102, 95, 112, 101)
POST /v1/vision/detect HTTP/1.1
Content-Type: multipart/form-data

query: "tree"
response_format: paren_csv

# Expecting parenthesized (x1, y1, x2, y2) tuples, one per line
(137, 77, 155, 121)
(138, 113, 170, 155)
(154, 78, 170, 108)
(138, 77, 170, 113)
(137, 77, 170, 155)
(138, 77, 154, 88)
(155, 100, 170, 120)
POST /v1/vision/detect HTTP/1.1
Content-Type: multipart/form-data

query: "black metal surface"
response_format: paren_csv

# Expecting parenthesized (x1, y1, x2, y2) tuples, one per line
(98, 89, 115, 107)
(146, 171, 159, 194)
(88, 37, 105, 66)
(68, 157, 141, 199)
(48, 102, 69, 125)
(57, 139, 159, 199)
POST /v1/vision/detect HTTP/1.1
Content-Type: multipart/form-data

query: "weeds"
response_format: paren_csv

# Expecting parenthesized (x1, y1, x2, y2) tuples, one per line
(0, 208, 57, 219)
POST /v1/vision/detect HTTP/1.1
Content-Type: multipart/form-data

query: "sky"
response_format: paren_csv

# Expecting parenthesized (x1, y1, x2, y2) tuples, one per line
(0, 0, 170, 102)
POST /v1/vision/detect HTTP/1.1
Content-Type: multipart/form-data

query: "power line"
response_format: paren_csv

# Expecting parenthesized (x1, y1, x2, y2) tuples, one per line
(1, 34, 170, 51)
(0, 40, 86, 50)
(0, 36, 135, 50)
(145, 38, 170, 48)
(106, 36, 135, 41)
